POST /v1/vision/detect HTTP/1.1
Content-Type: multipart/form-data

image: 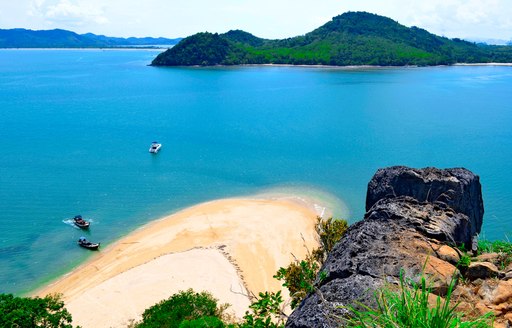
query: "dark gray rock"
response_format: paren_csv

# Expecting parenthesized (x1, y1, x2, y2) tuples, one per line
(286, 167, 483, 328)
(286, 275, 381, 328)
(287, 201, 438, 328)
(366, 166, 483, 244)
(368, 197, 471, 245)
(466, 262, 500, 281)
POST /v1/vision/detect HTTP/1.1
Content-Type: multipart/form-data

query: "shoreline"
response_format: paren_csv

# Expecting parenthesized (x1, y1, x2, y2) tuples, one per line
(151, 62, 512, 69)
(0, 47, 167, 51)
(34, 195, 324, 328)
(2, 48, 510, 67)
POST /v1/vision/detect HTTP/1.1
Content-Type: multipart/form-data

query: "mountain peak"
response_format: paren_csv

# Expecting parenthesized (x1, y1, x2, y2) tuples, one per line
(222, 30, 264, 46)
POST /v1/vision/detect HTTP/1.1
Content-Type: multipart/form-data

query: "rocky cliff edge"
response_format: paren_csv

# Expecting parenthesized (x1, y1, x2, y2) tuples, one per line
(287, 166, 511, 327)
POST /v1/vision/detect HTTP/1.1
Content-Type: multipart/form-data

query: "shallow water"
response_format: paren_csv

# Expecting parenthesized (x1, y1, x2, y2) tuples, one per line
(0, 50, 511, 294)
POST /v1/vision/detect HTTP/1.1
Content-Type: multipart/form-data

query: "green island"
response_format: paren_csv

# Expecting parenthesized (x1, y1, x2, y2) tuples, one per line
(0, 28, 182, 48)
(151, 11, 512, 67)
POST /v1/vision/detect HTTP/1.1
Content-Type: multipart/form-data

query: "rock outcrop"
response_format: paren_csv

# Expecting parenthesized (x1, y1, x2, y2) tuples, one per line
(366, 166, 484, 245)
(286, 166, 485, 328)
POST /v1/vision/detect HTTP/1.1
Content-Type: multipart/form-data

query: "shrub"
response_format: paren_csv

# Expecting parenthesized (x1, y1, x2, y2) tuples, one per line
(239, 291, 285, 328)
(179, 316, 226, 328)
(274, 217, 348, 309)
(312, 217, 348, 264)
(135, 289, 228, 328)
(0, 293, 73, 328)
(274, 255, 319, 309)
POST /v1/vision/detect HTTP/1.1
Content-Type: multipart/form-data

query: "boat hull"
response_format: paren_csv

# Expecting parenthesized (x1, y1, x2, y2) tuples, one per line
(78, 241, 100, 250)
(149, 143, 162, 153)
(74, 221, 90, 229)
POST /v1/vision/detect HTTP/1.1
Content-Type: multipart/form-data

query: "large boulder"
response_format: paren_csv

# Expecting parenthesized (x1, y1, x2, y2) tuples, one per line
(286, 167, 484, 328)
(366, 166, 484, 244)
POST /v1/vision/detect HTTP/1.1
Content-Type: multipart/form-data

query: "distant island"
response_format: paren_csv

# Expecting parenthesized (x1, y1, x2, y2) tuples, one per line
(152, 11, 512, 67)
(0, 28, 182, 48)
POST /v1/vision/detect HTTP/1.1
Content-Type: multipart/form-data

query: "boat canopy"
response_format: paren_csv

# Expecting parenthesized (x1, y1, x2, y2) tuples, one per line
(79, 236, 87, 242)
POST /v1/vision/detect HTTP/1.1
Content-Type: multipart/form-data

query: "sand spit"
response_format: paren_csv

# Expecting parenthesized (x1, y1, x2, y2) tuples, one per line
(35, 197, 321, 327)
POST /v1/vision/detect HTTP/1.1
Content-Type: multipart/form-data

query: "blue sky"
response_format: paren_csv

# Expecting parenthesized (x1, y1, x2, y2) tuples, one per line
(1, 0, 511, 41)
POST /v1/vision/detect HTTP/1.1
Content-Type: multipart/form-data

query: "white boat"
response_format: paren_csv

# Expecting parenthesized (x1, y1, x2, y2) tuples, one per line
(149, 141, 162, 153)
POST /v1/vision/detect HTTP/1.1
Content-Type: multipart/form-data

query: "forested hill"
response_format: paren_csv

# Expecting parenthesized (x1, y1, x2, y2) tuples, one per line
(0, 28, 182, 48)
(151, 11, 512, 66)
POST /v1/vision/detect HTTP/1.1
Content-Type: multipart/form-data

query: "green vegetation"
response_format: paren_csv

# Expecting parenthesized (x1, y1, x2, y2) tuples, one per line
(132, 289, 286, 328)
(478, 238, 512, 254)
(274, 254, 319, 310)
(478, 238, 512, 270)
(0, 28, 181, 48)
(151, 11, 512, 67)
(240, 291, 285, 328)
(274, 217, 348, 309)
(344, 272, 493, 328)
(134, 289, 232, 328)
(457, 253, 472, 270)
(10, 221, 508, 327)
(312, 216, 349, 263)
(152, 32, 233, 66)
(0, 293, 73, 328)
(132, 216, 349, 327)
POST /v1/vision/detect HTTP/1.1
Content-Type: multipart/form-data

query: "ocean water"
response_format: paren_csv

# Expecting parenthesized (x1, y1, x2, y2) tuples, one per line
(1, 49, 511, 295)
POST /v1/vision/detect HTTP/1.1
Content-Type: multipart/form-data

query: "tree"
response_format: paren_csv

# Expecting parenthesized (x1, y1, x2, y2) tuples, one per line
(0, 293, 73, 328)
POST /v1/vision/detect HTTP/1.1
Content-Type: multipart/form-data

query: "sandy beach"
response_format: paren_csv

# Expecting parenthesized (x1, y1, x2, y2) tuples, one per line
(35, 196, 322, 328)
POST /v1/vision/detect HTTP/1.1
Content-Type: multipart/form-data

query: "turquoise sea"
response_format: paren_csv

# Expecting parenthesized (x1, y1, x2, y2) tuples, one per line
(1, 49, 511, 295)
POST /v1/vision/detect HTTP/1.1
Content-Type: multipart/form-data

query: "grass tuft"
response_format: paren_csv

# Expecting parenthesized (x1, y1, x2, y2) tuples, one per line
(344, 270, 493, 328)
(477, 238, 512, 270)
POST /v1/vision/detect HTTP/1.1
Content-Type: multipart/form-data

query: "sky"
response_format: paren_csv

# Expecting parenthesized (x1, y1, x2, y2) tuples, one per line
(0, 0, 511, 42)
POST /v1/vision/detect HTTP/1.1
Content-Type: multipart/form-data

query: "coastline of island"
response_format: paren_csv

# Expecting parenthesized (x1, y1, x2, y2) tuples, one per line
(34, 195, 327, 328)
(177, 63, 512, 69)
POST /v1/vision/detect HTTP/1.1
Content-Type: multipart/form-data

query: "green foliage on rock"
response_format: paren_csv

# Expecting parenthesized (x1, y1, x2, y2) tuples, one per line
(312, 216, 349, 263)
(135, 289, 229, 328)
(478, 238, 512, 270)
(0, 293, 73, 328)
(457, 253, 472, 270)
(344, 271, 493, 328)
(478, 238, 512, 254)
(274, 255, 319, 310)
(151, 12, 512, 67)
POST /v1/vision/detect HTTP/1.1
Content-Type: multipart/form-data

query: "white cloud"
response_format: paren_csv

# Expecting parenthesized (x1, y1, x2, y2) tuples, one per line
(392, 0, 512, 39)
(28, 0, 108, 27)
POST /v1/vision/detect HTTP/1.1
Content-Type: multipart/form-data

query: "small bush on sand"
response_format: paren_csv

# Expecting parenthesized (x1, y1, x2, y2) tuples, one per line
(135, 289, 230, 328)
(274, 217, 348, 309)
